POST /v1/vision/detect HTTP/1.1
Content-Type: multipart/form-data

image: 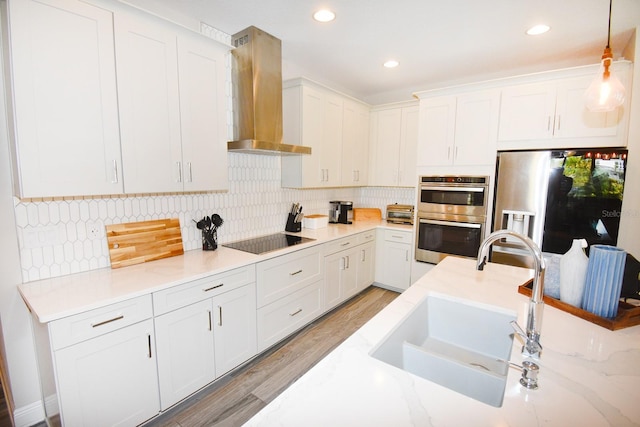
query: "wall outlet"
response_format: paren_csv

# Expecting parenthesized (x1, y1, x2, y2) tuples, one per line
(87, 220, 104, 240)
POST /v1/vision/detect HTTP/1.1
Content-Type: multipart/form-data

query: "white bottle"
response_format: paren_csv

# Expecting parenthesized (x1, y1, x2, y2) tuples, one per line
(559, 239, 589, 307)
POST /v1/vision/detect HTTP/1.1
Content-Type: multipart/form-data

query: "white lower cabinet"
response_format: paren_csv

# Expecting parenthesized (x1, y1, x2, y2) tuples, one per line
(154, 271, 257, 410)
(256, 280, 323, 352)
(256, 246, 324, 351)
(50, 296, 159, 427)
(324, 232, 377, 311)
(154, 299, 215, 410)
(375, 229, 412, 291)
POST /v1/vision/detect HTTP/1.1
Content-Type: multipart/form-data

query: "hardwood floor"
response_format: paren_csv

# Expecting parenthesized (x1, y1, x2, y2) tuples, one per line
(145, 285, 399, 427)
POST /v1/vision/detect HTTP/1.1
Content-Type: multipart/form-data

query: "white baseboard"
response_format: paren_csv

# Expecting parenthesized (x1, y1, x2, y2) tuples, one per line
(13, 393, 58, 427)
(13, 400, 45, 427)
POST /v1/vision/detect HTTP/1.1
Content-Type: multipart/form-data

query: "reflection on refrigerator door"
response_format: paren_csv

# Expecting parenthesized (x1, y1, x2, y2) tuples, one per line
(492, 148, 627, 268)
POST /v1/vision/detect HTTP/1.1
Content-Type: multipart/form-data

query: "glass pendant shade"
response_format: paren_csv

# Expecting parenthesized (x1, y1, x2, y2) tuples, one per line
(584, 53, 625, 112)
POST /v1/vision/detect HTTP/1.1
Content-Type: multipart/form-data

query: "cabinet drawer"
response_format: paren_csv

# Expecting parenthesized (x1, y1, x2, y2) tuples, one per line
(153, 265, 255, 316)
(49, 295, 153, 350)
(384, 229, 412, 244)
(257, 246, 322, 307)
(357, 230, 376, 245)
(325, 236, 358, 255)
(256, 280, 323, 352)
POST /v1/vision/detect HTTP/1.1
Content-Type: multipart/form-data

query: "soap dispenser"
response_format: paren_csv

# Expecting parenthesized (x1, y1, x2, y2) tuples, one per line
(559, 239, 589, 307)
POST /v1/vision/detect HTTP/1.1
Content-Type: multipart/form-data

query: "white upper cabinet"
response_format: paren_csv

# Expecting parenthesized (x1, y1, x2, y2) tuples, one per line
(282, 80, 343, 188)
(6, 0, 229, 198)
(341, 99, 370, 186)
(282, 78, 371, 189)
(497, 63, 631, 149)
(115, 11, 182, 193)
(369, 104, 418, 187)
(176, 33, 229, 192)
(417, 90, 499, 167)
(6, 0, 123, 198)
(115, 10, 229, 193)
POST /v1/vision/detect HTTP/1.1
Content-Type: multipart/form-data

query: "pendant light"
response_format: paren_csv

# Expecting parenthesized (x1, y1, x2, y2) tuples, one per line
(584, 0, 625, 112)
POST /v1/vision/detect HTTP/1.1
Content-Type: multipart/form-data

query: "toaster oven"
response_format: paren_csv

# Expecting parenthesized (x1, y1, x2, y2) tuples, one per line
(386, 204, 414, 225)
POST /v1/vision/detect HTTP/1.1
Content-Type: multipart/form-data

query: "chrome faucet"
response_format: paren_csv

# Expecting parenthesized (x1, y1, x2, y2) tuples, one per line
(476, 230, 546, 359)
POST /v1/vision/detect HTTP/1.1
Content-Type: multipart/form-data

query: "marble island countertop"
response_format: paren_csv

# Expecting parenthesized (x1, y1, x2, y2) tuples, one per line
(18, 220, 410, 322)
(244, 256, 640, 427)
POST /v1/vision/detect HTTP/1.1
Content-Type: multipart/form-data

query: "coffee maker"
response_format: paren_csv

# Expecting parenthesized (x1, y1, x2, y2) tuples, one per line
(329, 201, 353, 224)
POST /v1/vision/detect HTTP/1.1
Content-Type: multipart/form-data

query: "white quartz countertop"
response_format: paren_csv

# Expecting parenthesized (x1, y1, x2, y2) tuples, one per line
(244, 256, 640, 427)
(18, 221, 410, 323)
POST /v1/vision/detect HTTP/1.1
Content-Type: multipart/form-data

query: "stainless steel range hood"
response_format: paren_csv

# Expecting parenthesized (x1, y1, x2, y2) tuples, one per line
(227, 26, 311, 155)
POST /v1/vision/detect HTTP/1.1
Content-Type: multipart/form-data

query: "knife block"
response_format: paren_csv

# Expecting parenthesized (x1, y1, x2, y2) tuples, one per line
(285, 213, 302, 232)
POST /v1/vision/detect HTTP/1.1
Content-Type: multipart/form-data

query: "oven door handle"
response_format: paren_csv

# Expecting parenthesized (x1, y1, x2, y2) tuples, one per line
(420, 186, 485, 192)
(419, 218, 482, 229)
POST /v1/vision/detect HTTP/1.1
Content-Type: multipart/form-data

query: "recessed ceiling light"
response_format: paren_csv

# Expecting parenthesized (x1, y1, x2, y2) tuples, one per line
(526, 24, 551, 36)
(383, 60, 399, 68)
(313, 9, 336, 22)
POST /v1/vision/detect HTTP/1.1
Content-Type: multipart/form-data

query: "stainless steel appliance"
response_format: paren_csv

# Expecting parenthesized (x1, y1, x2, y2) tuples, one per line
(386, 204, 414, 225)
(227, 27, 311, 155)
(415, 176, 489, 263)
(492, 148, 628, 267)
(329, 201, 353, 224)
(223, 233, 315, 255)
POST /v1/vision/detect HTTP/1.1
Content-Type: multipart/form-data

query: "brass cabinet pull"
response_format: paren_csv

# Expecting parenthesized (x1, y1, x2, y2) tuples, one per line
(218, 306, 223, 326)
(203, 283, 224, 292)
(289, 308, 302, 317)
(91, 314, 124, 328)
(147, 334, 152, 359)
(207, 310, 212, 331)
(289, 269, 303, 276)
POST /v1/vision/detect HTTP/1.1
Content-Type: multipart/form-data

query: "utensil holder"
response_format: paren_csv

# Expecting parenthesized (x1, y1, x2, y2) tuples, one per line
(285, 213, 301, 232)
(202, 230, 218, 251)
(582, 245, 627, 318)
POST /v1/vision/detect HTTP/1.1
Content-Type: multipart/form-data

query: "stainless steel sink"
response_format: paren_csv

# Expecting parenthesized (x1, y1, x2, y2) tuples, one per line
(370, 294, 517, 407)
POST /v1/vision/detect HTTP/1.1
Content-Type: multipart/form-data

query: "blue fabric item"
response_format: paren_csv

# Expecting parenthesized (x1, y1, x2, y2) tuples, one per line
(582, 245, 627, 318)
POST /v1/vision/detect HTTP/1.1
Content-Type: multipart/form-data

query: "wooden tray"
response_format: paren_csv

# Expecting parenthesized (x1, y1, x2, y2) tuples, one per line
(106, 218, 184, 269)
(353, 208, 382, 221)
(518, 281, 640, 331)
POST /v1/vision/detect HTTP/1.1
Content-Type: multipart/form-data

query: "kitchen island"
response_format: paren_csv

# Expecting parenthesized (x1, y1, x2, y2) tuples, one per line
(244, 256, 640, 426)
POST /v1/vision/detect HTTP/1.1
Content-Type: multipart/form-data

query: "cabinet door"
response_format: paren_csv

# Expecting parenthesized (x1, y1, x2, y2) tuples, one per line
(398, 106, 419, 186)
(115, 10, 183, 193)
(321, 92, 344, 187)
(380, 242, 411, 291)
(554, 75, 621, 139)
(213, 284, 257, 377)
(324, 251, 344, 310)
(8, 0, 122, 197)
(498, 82, 556, 141)
(55, 319, 159, 426)
(298, 86, 324, 186)
(417, 96, 455, 167)
(370, 109, 402, 186)
(177, 32, 229, 191)
(341, 100, 370, 186)
(356, 242, 375, 291)
(154, 300, 215, 410)
(453, 90, 499, 166)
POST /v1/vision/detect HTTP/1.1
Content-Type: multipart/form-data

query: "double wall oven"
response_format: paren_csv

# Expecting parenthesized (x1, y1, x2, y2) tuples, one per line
(415, 176, 489, 264)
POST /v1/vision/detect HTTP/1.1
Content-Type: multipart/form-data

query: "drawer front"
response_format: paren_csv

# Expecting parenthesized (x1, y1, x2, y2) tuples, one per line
(153, 265, 256, 316)
(357, 230, 376, 245)
(256, 280, 323, 352)
(257, 246, 322, 307)
(384, 229, 412, 244)
(49, 295, 153, 350)
(324, 236, 358, 255)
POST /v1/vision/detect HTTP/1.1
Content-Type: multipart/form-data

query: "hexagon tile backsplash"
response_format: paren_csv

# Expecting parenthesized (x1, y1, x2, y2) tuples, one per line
(13, 154, 415, 283)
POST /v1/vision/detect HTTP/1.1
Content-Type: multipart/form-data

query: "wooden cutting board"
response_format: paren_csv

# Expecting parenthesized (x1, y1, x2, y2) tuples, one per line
(353, 208, 382, 221)
(106, 218, 184, 269)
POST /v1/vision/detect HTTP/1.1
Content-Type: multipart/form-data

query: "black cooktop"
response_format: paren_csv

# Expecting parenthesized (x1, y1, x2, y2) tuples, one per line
(223, 233, 315, 255)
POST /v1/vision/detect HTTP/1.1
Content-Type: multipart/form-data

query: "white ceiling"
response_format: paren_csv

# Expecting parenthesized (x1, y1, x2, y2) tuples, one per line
(126, 0, 640, 104)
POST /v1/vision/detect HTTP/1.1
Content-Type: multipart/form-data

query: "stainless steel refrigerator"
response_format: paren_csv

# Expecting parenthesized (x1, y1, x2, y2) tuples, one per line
(492, 148, 627, 267)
